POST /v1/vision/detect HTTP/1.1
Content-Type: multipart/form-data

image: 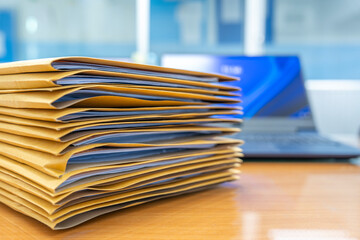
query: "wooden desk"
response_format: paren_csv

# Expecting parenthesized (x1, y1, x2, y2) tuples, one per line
(1, 162, 359, 240)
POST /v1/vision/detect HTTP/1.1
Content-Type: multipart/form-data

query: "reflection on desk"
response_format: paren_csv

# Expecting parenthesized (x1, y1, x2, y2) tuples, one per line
(0, 162, 359, 240)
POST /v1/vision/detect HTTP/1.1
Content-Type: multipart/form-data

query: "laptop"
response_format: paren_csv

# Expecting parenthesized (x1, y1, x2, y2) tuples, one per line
(162, 55, 360, 158)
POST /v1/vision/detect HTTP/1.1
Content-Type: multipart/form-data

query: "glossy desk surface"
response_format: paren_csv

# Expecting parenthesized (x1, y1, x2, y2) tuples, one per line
(1, 162, 359, 240)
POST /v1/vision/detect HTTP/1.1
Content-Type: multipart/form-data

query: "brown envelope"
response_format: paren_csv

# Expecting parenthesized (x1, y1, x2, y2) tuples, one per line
(0, 84, 240, 109)
(0, 137, 242, 177)
(0, 154, 241, 206)
(0, 70, 240, 91)
(0, 145, 241, 201)
(0, 167, 238, 217)
(0, 173, 237, 229)
(0, 117, 242, 141)
(0, 111, 241, 130)
(0, 83, 240, 97)
(0, 152, 241, 196)
(0, 126, 240, 154)
(0, 57, 237, 82)
(0, 105, 241, 122)
(0, 168, 237, 217)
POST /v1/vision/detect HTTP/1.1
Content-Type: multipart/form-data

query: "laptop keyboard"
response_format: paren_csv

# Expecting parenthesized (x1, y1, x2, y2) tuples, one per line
(238, 133, 341, 146)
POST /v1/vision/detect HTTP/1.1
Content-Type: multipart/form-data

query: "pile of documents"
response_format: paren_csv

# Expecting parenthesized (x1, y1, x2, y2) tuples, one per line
(0, 57, 243, 229)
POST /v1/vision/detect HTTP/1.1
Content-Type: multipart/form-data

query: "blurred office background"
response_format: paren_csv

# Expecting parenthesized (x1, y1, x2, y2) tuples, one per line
(0, 0, 359, 140)
(1, 0, 360, 79)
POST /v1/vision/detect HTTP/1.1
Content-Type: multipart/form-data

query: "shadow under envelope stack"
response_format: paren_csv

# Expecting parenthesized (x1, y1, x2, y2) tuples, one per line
(0, 57, 243, 229)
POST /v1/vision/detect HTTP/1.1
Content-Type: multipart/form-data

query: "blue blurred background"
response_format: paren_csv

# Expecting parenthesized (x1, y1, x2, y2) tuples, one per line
(0, 0, 360, 80)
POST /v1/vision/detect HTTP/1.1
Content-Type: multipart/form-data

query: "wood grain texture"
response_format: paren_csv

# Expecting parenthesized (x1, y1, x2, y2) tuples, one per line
(0, 162, 359, 240)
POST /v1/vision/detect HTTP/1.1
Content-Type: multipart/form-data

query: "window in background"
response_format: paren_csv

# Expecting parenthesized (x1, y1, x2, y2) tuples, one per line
(0, 0, 359, 80)
(150, 0, 246, 56)
(267, 0, 360, 79)
(0, 0, 136, 61)
(152, 0, 360, 80)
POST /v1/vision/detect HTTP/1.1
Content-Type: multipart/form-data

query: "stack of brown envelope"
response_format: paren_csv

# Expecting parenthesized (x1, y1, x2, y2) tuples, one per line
(0, 57, 243, 229)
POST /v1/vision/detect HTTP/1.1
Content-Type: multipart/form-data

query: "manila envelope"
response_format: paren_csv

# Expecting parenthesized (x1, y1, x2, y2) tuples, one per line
(0, 111, 242, 130)
(0, 117, 242, 141)
(0, 145, 241, 201)
(0, 153, 241, 207)
(0, 69, 240, 91)
(0, 167, 238, 215)
(0, 56, 237, 82)
(0, 105, 241, 122)
(0, 155, 240, 207)
(0, 152, 241, 199)
(0, 171, 238, 229)
(0, 84, 239, 109)
(0, 167, 239, 219)
(0, 136, 242, 177)
(0, 82, 240, 97)
(0, 126, 240, 154)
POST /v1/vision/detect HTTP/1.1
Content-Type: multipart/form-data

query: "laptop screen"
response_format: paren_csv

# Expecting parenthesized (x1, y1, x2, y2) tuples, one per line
(162, 55, 312, 120)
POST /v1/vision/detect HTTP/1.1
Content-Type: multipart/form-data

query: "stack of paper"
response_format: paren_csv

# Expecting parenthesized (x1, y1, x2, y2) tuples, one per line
(0, 57, 243, 229)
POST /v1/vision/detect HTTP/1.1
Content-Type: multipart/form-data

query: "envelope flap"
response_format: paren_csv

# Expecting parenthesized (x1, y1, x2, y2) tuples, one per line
(0, 57, 237, 81)
(51, 57, 237, 81)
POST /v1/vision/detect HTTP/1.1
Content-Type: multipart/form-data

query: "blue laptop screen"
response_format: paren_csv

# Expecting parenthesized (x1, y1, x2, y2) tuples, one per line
(162, 55, 312, 119)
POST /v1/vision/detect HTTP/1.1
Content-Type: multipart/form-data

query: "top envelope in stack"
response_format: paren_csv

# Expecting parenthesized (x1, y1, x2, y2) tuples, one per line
(0, 57, 243, 229)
